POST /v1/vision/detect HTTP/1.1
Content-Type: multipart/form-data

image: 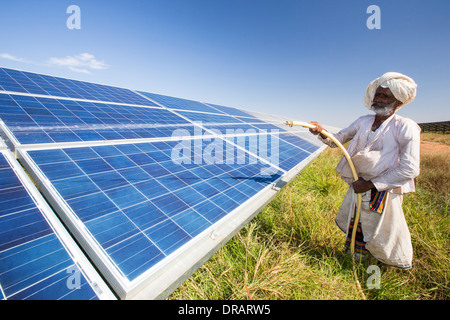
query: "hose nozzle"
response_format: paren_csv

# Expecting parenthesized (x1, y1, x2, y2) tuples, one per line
(285, 120, 317, 131)
(285, 120, 294, 127)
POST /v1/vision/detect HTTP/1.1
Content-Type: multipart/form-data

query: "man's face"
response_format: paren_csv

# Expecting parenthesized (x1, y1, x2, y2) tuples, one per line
(371, 87, 402, 116)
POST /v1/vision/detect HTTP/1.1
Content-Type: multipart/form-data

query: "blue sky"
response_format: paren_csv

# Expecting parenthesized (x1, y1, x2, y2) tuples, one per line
(0, 0, 449, 128)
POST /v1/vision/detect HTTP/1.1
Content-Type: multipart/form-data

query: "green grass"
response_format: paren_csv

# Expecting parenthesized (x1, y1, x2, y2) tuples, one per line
(169, 133, 449, 300)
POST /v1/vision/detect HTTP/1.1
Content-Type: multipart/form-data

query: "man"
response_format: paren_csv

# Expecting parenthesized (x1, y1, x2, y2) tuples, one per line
(309, 72, 420, 269)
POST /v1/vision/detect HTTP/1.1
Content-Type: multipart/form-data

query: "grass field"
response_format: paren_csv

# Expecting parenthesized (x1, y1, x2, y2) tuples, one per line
(169, 133, 449, 300)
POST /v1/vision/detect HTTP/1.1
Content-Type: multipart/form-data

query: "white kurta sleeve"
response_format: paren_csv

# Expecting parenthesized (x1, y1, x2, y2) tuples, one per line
(371, 120, 421, 191)
(318, 116, 363, 147)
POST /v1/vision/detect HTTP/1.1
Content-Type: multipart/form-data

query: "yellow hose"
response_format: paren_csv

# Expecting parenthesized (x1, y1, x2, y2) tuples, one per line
(285, 121, 366, 298)
(285, 121, 362, 256)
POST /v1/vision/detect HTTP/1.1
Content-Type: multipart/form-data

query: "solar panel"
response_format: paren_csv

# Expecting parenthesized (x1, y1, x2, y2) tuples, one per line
(138, 91, 226, 114)
(0, 139, 115, 300)
(0, 94, 199, 146)
(0, 68, 150, 105)
(0, 66, 326, 299)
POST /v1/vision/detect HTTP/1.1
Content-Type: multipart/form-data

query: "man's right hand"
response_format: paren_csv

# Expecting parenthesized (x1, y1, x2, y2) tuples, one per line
(309, 122, 324, 135)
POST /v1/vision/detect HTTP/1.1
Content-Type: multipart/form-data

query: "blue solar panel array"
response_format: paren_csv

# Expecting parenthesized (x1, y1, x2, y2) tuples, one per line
(0, 66, 324, 299)
(0, 67, 150, 105)
(0, 93, 199, 145)
(0, 149, 110, 300)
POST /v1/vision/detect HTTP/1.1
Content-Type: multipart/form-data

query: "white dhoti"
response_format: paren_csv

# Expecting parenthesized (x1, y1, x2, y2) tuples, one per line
(336, 187, 413, 269)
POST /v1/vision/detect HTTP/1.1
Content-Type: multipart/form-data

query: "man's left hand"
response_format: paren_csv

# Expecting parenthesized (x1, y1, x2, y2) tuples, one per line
(352, 178, 375, 194)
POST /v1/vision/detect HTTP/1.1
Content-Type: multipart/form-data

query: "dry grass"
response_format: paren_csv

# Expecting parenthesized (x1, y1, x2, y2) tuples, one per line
(417, 148, 450, 194)
(421, 133, 450, 146)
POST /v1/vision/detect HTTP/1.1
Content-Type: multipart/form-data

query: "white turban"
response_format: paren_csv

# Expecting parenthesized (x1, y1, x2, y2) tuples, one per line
(363, 72, 418, 110)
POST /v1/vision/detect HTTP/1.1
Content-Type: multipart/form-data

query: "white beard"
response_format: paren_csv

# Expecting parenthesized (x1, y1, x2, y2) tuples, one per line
(371, 102, 396, 116)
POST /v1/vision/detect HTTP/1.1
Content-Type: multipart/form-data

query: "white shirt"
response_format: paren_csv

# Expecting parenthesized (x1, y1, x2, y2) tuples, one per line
(320, 114, 421, 194)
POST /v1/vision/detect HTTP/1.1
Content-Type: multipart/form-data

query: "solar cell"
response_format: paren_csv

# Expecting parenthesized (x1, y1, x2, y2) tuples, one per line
(0, 67, 327, 299)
